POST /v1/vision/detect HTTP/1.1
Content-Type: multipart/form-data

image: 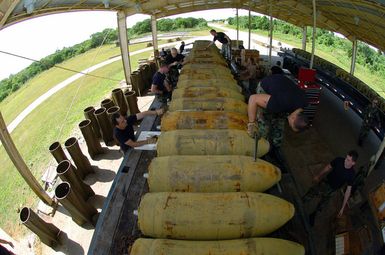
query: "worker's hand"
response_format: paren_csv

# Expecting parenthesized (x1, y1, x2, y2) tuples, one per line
(337, 208, 344, 217)
(147, 136, 158, 144)
(156, 108, 164, 116)
(247, 122, 258, 137)
(312, 176, 320, 184)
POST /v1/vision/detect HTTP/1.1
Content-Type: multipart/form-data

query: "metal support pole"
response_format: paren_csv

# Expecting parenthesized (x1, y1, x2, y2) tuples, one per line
(302, 26, 307, 51)
(117, 11, 131, 86)
(151, 15, 158, 57)
(248, 8, 251, 50)
(236, 8, 239, 48)
(0, 112, 54, 206)
(368, 137, 385, 176)
(310, 0, 317, 69)
(268, 4, 273, 66)
(350, 38, 357, 75)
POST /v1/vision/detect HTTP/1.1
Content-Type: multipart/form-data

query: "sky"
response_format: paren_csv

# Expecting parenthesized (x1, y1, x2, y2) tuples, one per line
(0, 9, 251, 80)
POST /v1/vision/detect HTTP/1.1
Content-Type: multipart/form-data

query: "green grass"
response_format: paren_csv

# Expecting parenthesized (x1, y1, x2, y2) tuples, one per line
(227, 25, 385, 98)
(0, 45, 119, 124)
(0, 48, 153, 236)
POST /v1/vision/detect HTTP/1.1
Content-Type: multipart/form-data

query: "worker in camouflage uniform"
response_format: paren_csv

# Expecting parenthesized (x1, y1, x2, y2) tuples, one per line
(358, 99, 381, 146)
(164, 48, 184, 88)
(248, 66, 309, 149)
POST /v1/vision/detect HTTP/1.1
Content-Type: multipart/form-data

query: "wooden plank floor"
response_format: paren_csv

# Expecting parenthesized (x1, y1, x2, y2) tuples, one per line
(88, 99, 162, 255)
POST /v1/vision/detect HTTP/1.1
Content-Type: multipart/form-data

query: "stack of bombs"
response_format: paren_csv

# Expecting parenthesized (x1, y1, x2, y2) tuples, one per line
(130, 40, 305, 254)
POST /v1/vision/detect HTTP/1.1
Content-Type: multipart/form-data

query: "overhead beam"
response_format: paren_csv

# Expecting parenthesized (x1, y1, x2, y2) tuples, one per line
(0, 0, 21, 28)
(282, 0, 353, 40)
(117, 10, 132, 90)
(1, 0, 384, 52)
(128, 3, 241, 18)
(0, 112, 54, 206)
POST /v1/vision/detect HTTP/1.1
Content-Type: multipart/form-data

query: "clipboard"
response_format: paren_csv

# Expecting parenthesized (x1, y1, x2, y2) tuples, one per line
(134, 131, 161, 150)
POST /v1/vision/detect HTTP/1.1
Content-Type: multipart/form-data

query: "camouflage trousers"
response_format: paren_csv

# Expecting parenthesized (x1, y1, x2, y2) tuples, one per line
(221, 43, 231, 60)
(168, 67, 180, 88)
(303, 181, 336, 212)
(358, 123, 371, 143)
(256, 84, 286, 148)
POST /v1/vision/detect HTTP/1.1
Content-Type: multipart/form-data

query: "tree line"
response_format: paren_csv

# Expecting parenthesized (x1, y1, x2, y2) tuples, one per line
(129, 17, 207, 36)
(227, 16, 385, 77)
(0, 17, 207, 102)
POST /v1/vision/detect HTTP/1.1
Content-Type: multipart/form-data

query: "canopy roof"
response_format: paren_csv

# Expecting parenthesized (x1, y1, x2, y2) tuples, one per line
(1, 0, 384, 51)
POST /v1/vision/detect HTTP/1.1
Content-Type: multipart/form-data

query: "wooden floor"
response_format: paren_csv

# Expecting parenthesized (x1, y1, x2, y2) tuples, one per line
(88, 99, 162, 255)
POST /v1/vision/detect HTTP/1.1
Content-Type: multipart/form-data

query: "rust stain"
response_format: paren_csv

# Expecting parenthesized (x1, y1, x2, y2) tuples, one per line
(164, 220, 176, 234)
(234, 182, 241, 192)
(163, 194, 177, 209)
(240, 193, 251, 208)
(229, 136, 235, 148)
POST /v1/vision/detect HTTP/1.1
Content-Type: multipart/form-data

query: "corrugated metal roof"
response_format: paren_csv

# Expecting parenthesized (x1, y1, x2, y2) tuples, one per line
(1, 0, 384, 51)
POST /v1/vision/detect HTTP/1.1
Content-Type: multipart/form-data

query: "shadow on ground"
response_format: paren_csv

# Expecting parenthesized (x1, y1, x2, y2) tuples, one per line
(85, 167, 116, 185)
(56, 232, 85, 255)
(91, 147, 123, 161)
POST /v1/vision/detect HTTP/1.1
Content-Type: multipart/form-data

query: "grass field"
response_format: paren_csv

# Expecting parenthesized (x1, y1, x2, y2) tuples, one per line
(0, 38, 171, 236)
(229, 26, 385, 98)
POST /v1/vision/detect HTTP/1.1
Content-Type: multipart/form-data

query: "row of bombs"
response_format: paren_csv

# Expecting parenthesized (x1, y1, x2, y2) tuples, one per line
(130, 42, 305, 254)
(157, 41, 268, 157)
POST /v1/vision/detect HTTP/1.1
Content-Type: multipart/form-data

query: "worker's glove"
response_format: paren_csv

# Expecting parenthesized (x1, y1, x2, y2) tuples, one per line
(156, 108, 164, 116)
(147, 136, 158, 144)
(247, 122, 258, 137)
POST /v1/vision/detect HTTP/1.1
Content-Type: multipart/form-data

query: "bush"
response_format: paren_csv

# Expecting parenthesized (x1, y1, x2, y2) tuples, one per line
(227, 15, 385, 78)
